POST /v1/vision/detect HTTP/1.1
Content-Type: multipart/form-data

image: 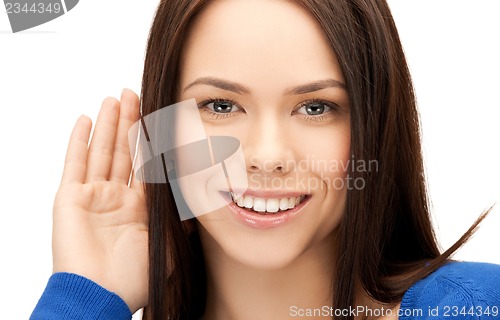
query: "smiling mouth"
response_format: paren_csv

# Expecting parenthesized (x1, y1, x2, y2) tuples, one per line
(230, 193, 307, 214)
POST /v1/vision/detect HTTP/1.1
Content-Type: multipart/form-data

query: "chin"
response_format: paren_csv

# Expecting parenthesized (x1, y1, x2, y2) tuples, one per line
(196, 194, 344, 271)
(198, 217, 326, 271)
(225, 240, 311, 271)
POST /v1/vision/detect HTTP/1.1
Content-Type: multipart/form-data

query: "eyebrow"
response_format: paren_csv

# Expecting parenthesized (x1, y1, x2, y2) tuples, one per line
(286, 79, 346, 95)
(183, 77, 250, 95)
(182, 77, 346, 95)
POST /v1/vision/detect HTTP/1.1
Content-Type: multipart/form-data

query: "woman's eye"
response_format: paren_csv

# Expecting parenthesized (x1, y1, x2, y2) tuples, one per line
(207, 100, 241, 113)
(296, 101, 333, 116)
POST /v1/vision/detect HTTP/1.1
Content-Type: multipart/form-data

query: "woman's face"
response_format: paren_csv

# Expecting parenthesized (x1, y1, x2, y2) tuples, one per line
(178, 0, 351, 269)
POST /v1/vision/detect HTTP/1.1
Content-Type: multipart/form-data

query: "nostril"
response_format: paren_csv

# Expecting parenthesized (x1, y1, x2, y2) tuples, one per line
(249, 165, 287, 173)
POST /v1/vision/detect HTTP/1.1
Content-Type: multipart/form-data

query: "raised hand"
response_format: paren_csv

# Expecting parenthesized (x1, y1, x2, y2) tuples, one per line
(52, 89, 148, 312)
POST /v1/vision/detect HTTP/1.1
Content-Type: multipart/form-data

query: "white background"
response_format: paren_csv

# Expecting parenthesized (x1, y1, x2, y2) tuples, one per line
(0, 1, 499, 318)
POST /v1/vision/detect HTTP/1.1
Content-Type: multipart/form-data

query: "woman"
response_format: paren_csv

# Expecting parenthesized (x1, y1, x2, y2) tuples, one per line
(31, 0, 500, 319)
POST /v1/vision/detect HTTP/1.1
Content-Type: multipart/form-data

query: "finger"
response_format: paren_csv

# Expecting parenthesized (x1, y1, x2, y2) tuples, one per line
(85, 97, 120, 182)
(109, 89, 141, 184)
(61, 115, 92, 185)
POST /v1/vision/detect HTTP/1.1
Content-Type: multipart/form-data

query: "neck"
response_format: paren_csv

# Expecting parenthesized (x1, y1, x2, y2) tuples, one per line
(198, 228, 338, 320)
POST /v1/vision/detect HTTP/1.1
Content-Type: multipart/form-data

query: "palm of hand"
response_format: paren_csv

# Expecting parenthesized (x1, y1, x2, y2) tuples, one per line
(52, 90, 148, 313)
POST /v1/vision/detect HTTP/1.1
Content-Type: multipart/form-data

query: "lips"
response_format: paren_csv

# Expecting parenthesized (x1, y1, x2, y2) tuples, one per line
(224, 190, 311, 229)
(231, 193, 306, 214)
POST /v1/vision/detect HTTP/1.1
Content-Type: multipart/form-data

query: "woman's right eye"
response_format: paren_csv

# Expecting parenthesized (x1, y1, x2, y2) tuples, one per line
(205, 100, 242, 114)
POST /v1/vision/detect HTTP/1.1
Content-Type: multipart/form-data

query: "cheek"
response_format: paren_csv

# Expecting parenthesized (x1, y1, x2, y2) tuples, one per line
(291, 121, 351, 180)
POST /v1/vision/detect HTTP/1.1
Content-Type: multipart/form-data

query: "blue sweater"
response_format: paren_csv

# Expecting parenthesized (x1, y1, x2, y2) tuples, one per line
(31, 261, 500, 319)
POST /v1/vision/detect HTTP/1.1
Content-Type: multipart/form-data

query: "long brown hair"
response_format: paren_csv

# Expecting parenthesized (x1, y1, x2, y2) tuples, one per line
(139, 1, 490, 319)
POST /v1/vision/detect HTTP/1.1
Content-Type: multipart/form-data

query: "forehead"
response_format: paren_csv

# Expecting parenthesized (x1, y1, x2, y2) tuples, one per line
(180, 0, 344, 89)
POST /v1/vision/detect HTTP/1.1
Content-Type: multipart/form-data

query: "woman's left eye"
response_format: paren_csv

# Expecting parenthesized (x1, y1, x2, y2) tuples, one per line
(296, 101, 334, 116)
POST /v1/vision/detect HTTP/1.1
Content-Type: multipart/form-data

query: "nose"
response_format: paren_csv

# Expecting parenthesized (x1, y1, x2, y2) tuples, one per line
(244, 115, 295, 175)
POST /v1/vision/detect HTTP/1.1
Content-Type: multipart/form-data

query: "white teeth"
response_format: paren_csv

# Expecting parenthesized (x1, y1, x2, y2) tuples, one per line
(244, 196, 254, 209)
(232, 194, 306, 214)
(236, 196, 245, 207)
(266, 199, 280, 213)
(253, 197, 266, 212)
(279, 198, 289, 211)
